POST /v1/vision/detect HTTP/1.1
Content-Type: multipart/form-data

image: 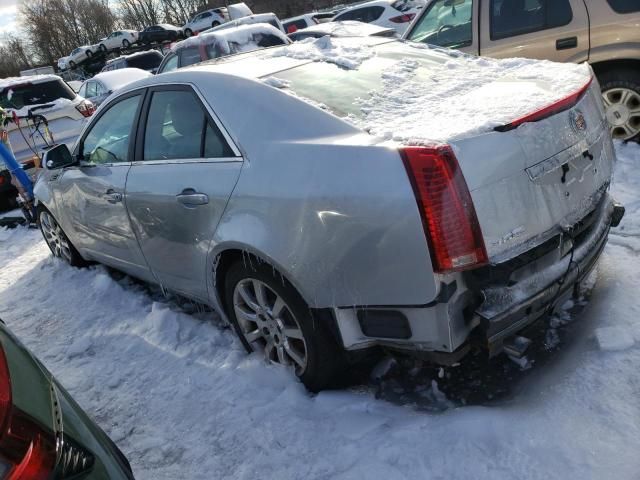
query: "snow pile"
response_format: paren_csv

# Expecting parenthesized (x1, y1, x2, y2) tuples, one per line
(94, 68, 152, 92)
(595, 327, 635, 351)
(350, 49, 592, 143)
(177, 23, 288, 55)
(0, 143, 638, 479)
(271, 35, 374, 69)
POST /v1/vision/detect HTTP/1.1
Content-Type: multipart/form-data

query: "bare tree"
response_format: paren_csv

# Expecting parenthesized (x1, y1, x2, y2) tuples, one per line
(0, 34, 33, 77)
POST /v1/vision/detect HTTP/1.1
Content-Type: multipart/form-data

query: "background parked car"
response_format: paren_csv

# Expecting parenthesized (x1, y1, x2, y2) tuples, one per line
(78, 68, 152, 107)
(404, 0, 640, 140)
(288, 20, 396, 41)
(282, 12, 336, 34)
(139, 24, 183, 44)
(0, 319, 134, 479)
(68, 44, 99, 68)
(203, 12, 285, 34)
(101, 50, 164, 74)
(57, 56, 70, 71)
(332, 0, 425, 34)
(99, 30, 139, 52)
(0, 74, 93, 166)
(157, 24, 290, 74)
(183, 8, 229, 37)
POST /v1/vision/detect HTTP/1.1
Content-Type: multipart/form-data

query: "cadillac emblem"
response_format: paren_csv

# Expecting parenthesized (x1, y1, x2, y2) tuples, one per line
(570, 109, 587, 134)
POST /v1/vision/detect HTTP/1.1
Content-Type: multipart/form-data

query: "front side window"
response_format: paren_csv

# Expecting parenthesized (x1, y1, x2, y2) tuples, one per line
(490, 0, 572, 40)
(81, 94, 141, 164)
(606, 0, 640, 14)
(406, 0, 473, 48)
(143, 89, 232, 161)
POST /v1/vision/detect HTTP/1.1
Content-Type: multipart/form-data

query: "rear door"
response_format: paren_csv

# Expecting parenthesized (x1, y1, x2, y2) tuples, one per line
(479, 0, 589, 62)
(125, 85, 242, 301)
(56, 90, 153, 281)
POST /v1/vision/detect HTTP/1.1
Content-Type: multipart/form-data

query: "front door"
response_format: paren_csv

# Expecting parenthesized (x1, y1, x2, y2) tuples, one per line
(57, 91, 152, 281)
(125, 85, 242, 301)
(479, 0, 589, 62)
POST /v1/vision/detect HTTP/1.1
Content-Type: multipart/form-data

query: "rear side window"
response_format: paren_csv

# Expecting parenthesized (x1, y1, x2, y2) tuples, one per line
(336, 6, 385, 22)
(284, 19, 308, 33)
(607, 0, 640, 13)
(127, 52, 163, 71)
(490, 0, 572, 40)
(143, 89, 232, 160)
(178, 47, 202, 68)
(0, 79, 75, 109)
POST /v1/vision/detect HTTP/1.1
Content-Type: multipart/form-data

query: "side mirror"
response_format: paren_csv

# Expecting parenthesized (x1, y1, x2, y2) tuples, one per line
(43, 144, 77, 170)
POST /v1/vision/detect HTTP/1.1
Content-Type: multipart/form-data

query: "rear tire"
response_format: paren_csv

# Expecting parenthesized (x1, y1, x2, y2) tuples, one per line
(212, 21, 220, 28)
(38, 207, 87, 267)
(99, 44, 107, 53)
(86, 50, 93, 57)
(598, 68, 640, 142)
(184, 28, 192, 37)
(224, 260, 347, 392)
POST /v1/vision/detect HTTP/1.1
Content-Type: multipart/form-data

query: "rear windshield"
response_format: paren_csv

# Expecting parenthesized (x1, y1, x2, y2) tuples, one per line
(0, 78, 75, 109)
(274, 57, 396, 119)
(127, 52, 163, 70)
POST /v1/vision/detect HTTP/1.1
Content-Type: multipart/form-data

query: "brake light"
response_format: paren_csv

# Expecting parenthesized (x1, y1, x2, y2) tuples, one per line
(496, 77, 593, 132)
(389, 13, 415, 23)
(401, 145, 488, 273)
(75, 100, 95, 118)
(0, 344, 57, 480)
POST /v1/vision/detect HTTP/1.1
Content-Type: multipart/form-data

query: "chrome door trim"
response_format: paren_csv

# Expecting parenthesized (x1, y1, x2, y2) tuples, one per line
(130, 157, 242, 166)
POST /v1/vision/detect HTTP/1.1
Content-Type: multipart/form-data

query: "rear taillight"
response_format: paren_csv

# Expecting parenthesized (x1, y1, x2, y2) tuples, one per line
(401, 145, 488, 273)
(389, 13, 415, 23)
(75, 100, 95, 118)
(496, 77, 593, 132)
(0, 344, 57, 480)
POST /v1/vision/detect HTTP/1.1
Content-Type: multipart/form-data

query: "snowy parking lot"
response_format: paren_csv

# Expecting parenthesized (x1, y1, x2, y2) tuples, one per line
(0, 142, 639, 479)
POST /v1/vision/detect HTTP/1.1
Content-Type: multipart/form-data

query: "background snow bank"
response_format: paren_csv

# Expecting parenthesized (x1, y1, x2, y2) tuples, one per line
(0, 143, 638, 479)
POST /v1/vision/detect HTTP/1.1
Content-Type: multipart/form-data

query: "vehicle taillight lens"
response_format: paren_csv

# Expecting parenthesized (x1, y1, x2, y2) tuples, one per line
(401, 145, 488, 273)
(389, 13, 415, 23)
(75, 100, 95, 118)
(0, 344, 57, 480)
(497, 77, 593, 132)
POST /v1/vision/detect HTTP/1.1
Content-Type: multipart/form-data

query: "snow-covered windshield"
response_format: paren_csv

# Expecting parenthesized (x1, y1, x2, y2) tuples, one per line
(0, 78, 75, 110)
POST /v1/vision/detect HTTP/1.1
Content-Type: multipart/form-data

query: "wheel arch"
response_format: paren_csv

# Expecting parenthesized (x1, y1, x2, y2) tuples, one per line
(211, 244, 310, 315)
(591, 58, 640, 79)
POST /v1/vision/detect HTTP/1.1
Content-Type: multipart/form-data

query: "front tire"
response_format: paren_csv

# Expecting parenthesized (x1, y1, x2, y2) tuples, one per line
(99, 44, 107, 53)
(184, 28, 192, 37)
(212, 21, 220, 28)
(69, 60, 76, 69)
(122, 39, 130, 48)
(599, 68, 640, 142)
(38, 208, 86, 267)
(86, 50, 93, 58)
(224, 260, 346, 392)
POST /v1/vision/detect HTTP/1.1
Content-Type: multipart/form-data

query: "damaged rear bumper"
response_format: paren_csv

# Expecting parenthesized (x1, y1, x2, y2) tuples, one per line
(476, 195, 622, 354)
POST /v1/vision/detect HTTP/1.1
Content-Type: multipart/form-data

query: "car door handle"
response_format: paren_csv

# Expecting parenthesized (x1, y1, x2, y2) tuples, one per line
(176, 188, 209, 206)
(104, 189, 123, 204)
(556, 37, 577, 51)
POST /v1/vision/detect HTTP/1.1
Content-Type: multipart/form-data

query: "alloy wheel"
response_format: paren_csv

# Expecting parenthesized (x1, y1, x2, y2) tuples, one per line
(40, 211, 73, 262)
(603, 87, 640, 140)
(233, 278, 308, 374)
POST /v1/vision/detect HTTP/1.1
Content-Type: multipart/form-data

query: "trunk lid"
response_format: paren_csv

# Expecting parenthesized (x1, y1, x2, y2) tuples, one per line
(452, 80, 614, 263)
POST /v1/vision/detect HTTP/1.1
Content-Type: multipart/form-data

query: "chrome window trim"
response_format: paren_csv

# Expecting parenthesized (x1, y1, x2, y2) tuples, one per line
(131, 157, 241, 166)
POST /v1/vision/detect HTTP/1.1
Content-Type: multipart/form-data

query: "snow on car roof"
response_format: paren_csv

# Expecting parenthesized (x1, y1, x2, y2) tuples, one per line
(295, 20, 395, 37)
(176, 23, 288, 51)
(0, 74, 62, 92)
(91, 68, 152, 91)
(193, 36, 593, 143)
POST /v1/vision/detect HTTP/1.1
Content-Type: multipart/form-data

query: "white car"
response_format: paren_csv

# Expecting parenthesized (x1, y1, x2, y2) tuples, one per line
(203, 13, 285, 35)
(183, 8, 228, 37)
(282, 12, 336, 34)
(67, 44, 99, 68)
(288, 20, 396, 41)
(332, 0, 425, 34)
(0, 75, 93, 166)
(57, 56, 70, 71)
(99, 30, 139, 52)
(78, 68, 152, 107)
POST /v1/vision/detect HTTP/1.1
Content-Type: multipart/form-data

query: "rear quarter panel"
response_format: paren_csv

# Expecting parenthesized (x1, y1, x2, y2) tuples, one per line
(190, 72, 438, 308)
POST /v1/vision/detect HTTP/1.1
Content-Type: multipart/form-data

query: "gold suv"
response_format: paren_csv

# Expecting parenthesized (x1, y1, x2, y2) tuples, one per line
(404, 0, 640, 141)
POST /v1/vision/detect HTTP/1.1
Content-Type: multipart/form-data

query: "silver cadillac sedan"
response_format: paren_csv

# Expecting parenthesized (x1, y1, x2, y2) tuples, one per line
(35, 37, 624, 391)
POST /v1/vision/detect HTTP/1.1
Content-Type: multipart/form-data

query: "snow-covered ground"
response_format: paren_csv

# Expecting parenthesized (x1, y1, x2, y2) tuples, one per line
(0, 143, 639, 479)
